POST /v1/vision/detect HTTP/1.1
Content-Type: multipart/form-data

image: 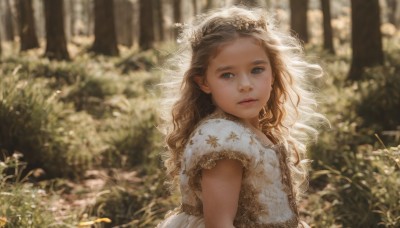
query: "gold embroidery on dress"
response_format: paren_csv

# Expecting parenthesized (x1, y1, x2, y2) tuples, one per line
(181, 203, 202, 216)
(227, 131, 239, 142)
(233, 184, 265, 227)
(206, 135, 220, 148)
(274, 145, 300, 220)
(250, 136, 257, 145)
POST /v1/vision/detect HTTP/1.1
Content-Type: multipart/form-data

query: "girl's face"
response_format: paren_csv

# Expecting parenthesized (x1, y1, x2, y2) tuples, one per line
(196, 36, 273, 127)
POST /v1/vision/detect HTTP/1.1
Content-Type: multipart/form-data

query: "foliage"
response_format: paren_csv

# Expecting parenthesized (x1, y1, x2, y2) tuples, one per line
(306, 38, 400, 227)
(0, 153, 79, 227)
(63, 73, 125, 118)
(0, 57, 89, 88)
(115, 49, 160, 73)
(89, 169, 177, 228)
(355, 65, 400, 131)
(0, 71, 103, 178)
(100, 98, 162, 168)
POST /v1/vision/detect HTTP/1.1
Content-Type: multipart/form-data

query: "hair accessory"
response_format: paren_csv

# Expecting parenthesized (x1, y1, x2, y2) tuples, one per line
(190, 16, 267, 50)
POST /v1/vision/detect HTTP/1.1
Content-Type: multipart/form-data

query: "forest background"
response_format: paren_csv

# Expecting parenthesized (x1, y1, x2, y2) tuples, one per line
(0, 0, 399, 227)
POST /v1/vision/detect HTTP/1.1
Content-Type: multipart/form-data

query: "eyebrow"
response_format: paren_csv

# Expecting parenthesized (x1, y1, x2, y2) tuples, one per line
(253, 59, 269, 65)
(215, 59, 269, 73)
(215, 66, 234, 73)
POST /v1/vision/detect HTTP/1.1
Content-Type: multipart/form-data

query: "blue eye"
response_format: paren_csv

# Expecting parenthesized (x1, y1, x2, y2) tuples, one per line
(221, 72, 234, 79)
(251, 67, 264, 74)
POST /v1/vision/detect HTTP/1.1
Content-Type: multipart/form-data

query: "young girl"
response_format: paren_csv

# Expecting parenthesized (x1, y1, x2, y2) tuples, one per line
(158, 6, 323, 228)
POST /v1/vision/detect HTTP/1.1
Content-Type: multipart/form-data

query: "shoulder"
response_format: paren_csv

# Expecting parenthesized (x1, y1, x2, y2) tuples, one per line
(183, 118, 262, 171)
(187, 118, 252, 153)
(192, 118, 246, 141)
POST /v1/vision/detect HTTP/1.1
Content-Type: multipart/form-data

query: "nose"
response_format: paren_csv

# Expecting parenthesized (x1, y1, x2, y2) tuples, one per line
(238, 74, 253, 92)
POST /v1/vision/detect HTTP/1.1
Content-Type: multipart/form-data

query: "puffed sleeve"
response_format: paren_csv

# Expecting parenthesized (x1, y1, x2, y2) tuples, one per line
(182, 118, 262, 192)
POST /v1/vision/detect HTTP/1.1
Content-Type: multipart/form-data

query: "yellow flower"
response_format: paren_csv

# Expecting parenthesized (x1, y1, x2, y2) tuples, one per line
(0, 217, 7, 228)
(78, 218, 111, 227)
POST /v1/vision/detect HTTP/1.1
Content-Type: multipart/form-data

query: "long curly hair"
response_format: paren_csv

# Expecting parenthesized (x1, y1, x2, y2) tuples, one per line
(159, 6, 324, 199)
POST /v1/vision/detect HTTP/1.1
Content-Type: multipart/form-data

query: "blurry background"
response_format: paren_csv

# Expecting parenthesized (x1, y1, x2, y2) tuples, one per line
(0, 0, 399, 227)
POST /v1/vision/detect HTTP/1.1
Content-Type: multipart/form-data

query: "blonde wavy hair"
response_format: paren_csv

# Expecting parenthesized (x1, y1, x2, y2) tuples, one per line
(159, 6, 324, 199)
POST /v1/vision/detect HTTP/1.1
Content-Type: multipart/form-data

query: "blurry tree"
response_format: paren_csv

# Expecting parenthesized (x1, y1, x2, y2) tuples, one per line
(64, 0, 71, 40)
(348, 0, 383, 81)
(321, 0, 334, 54)
(32, 0, 45, 39)
(115, 0, 134, 47)
(0, 29, 2, 55)
(139, 0, 155, 50)
(44, 0, 70, 60)
(64, 0, 80, 40)
(205, 0, 217, 10)
(69, 0, 77, 37)
(83, 0, 94, 36)
(154, 0, 165, 42)
(193, 0, 198, 15)
(91, 0, 119, 56)
(17, 0, 39, 51)
(386, 0, 398, 27)
(235, 0, 258, 7)
(289, 0, 309, 44)
(3, 0, 15, 41)
(173, 0, 182, 39)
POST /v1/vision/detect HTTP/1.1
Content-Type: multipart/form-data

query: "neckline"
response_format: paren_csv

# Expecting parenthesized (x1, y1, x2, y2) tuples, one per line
(204, 110, 278, 150)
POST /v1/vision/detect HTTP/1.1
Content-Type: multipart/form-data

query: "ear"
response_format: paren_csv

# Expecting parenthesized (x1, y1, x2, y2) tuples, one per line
(193, 76, 211, 94)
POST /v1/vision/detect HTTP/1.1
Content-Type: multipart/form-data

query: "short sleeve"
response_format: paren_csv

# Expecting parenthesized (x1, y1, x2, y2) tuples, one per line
(182, 118, 262, 191)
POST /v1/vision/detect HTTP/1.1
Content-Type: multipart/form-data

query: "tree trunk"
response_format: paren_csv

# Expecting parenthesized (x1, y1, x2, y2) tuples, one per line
(82, 0, 94, 36)
(132, 1, 139, 45)
(115, 0, 134, 47)
(17, 0, 39, 51)
(348, 0, 383, 81)
(4, 0, 15, 41)
(321, 0, 334, 54)
(139, 0, 155, 50)
(33, 0, 45, 39)
(44, 0, 70, 60)
(205, 0, 217, 10)
(64, 0, 71, 41)
(91, 0, 119, 56)
(289, 0, 309, 44)
(192, 0, 198, 15)
(386, 0, 397, 27)
(155, 0, 165, 42)
(0, 29, 2, 55)
(235, 0, 258, 7)
(69, 0, 75, 37)
(172, 0, 182, 39)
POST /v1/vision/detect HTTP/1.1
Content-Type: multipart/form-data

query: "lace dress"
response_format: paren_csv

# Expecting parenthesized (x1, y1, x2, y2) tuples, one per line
(157, 114, 307, 228)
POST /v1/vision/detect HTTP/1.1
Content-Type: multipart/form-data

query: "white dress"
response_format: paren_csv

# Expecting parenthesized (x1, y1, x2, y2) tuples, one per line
(158, 113, 306, 228)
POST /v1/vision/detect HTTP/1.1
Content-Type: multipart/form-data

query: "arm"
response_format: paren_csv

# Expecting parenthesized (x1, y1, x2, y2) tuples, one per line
(201, 159, 243, 228)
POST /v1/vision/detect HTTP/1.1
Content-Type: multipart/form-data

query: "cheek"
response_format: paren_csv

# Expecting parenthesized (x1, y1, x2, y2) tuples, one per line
(261, 78, 273, 101)
(261, 76, 273, 89)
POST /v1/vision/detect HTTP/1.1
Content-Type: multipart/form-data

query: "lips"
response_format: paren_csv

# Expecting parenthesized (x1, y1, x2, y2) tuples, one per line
(238, 98, 257, 104)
